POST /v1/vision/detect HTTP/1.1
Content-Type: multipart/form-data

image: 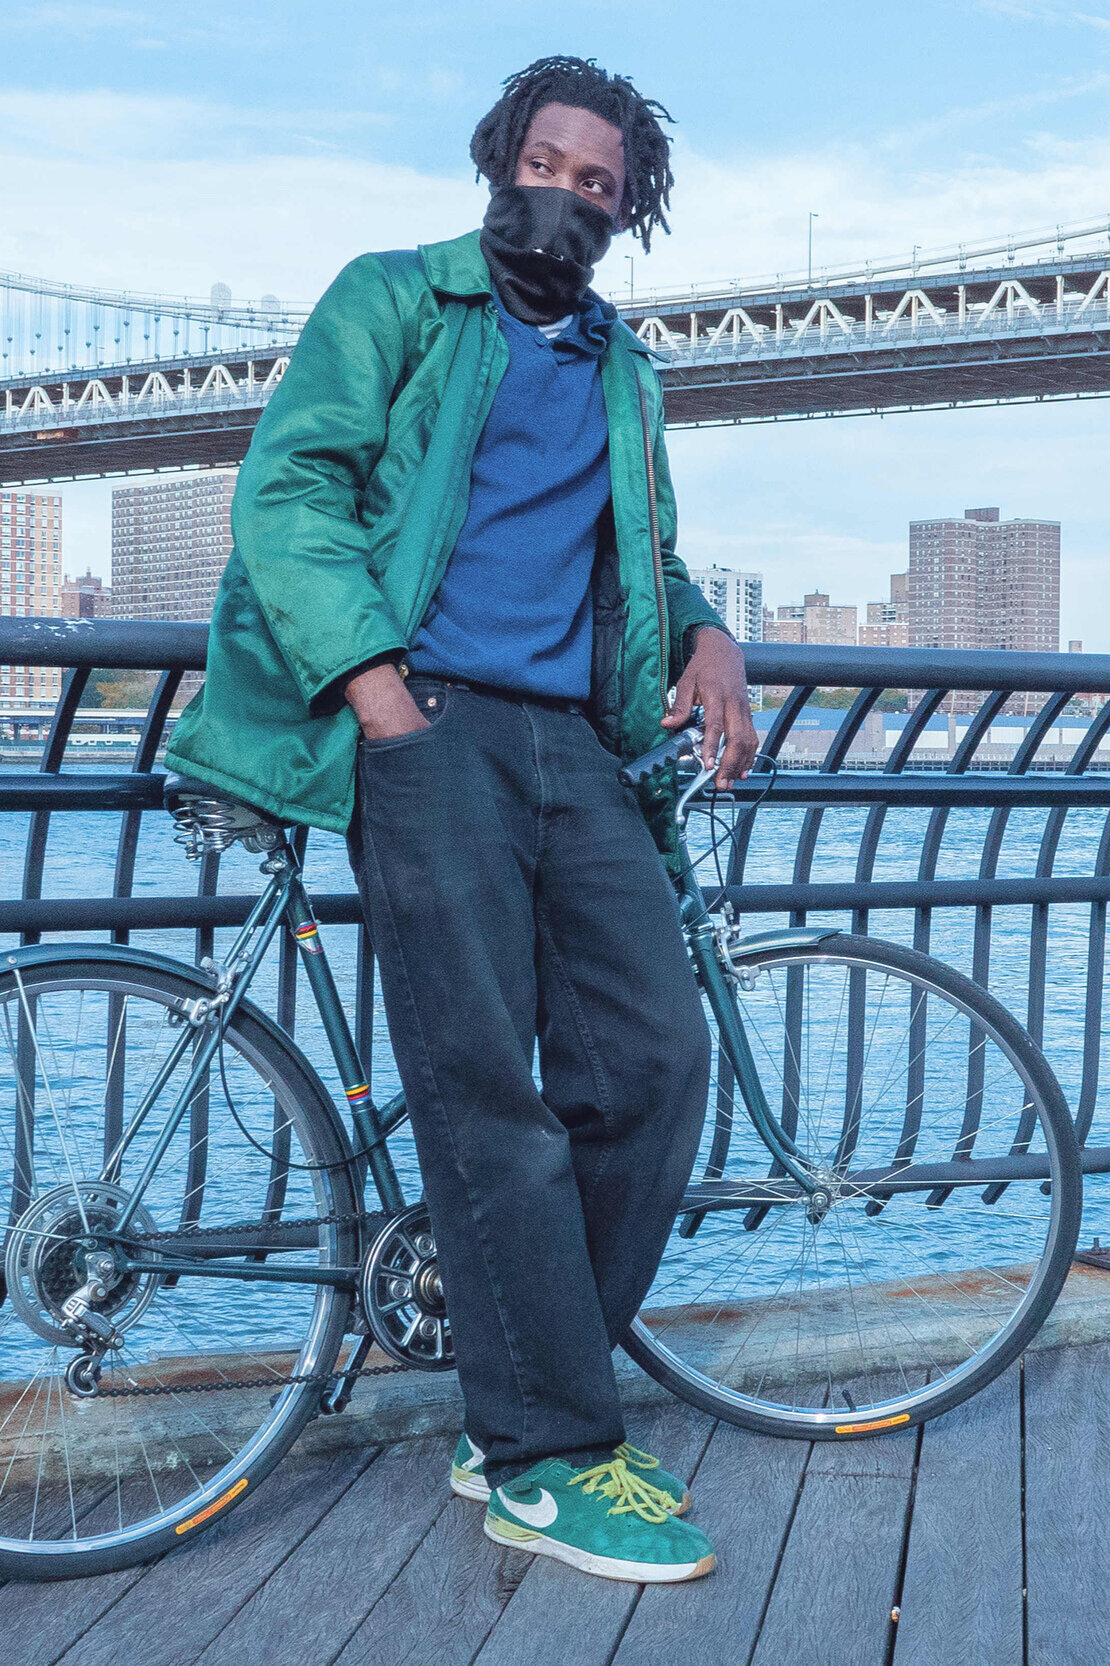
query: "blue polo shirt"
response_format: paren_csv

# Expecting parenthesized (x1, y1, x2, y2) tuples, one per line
(406, 288, 612, 699)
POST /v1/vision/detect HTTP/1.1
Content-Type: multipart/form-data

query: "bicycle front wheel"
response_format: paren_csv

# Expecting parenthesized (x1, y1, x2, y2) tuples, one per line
(625, 933, 1081, 1439)
(0, 951, 360, 1580)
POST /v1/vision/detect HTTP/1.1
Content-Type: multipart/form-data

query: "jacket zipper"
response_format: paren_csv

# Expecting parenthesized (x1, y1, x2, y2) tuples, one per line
(636, 378, 670, 714)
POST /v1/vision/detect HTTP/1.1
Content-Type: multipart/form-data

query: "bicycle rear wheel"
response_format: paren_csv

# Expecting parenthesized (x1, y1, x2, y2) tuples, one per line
(624, 933, 1081, 1439)
(0, 951, 360, 1579)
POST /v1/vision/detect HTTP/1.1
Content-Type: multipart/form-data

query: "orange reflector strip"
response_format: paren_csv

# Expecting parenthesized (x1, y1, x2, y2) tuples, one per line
(835, 1413, 911, 1435)
(175, 1476, 248, 1535)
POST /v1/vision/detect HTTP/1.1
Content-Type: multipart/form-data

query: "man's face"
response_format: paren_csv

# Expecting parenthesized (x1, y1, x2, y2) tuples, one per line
(512, 101, 626, 225)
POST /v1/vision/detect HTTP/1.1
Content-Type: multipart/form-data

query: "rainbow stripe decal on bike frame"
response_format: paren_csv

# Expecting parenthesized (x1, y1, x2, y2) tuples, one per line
(345, 1082, 372, 1105)
(175, 1476, 249, 1535)
(294, 921, 323, 955)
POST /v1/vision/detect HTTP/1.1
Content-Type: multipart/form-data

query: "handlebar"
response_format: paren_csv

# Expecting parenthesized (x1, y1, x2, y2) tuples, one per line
(618, 725, 704, 787)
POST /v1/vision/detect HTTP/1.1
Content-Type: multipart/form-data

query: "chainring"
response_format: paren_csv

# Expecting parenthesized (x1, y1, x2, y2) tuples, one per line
(360, 1202, 455, 1371)
(4, 1181, 162, 1346)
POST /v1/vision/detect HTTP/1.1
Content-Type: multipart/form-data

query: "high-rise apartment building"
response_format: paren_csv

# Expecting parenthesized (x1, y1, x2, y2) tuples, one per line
(0, 491, 62, 704)
(908, 508, 1060, 654)
(763, 591, 857, 646)
(860, 572, 910, 648)
(687, 565, 763, 642)
(111, 473, 236, 622)
(61, 569, 110, 619)
(687, 564, 763, 706)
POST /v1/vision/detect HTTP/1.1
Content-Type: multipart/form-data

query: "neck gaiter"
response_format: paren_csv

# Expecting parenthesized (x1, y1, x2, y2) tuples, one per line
(480, 184, 614, 325)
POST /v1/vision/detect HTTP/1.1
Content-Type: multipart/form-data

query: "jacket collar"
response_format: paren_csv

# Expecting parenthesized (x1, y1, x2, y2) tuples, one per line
(418, 228, 652, 357)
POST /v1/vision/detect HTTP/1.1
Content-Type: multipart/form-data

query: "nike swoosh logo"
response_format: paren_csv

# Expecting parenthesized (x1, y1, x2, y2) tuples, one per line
(499, 1488, 558, 1529)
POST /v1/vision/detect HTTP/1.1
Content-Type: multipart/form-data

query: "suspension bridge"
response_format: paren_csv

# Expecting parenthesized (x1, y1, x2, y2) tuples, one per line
(5, 219, 1110, 485)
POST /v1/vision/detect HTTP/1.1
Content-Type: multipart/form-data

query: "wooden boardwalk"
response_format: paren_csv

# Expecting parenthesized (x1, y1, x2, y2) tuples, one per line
(4, 1339, 1109, 1666)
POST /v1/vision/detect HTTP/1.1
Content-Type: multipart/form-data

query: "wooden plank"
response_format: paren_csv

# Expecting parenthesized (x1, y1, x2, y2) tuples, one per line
(49, 1444, 378, 1666)
(195, 1436, 454, 1666)
(893, 1367, 1022, 1666)
(751, 1411, 919, 1666)
(0, 1485, 151, 1666)
(612, 1419, 811, 1666)
(1025, 1340, 1110, 1666)
(332, 1494, 512, 1666)
(472, 1403, 715, 1666)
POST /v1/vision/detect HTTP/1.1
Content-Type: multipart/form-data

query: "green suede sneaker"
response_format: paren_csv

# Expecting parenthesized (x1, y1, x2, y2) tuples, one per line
(484, 1455, 715, 1583)
(450, 1434, 691, 1514)
(450, 1433, 490, 1502)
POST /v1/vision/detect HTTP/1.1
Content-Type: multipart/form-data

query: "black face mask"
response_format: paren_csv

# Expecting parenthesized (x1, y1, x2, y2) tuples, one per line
(480, 184, 614, 325)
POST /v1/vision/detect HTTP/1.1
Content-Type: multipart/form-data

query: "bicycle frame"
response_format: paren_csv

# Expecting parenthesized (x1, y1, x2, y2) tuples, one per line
(84, 834, 407, 1283)
(75, 801, 822, 1299)
(670, 825, 820, 1199)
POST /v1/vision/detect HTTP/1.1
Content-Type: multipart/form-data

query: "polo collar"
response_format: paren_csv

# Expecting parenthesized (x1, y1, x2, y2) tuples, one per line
(418, 228, 653, 356)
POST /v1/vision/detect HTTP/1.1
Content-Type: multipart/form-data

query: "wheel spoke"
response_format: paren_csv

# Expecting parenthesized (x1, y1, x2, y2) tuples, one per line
(0, 960, 354, 1568)
(633, 940, 1077, 1433)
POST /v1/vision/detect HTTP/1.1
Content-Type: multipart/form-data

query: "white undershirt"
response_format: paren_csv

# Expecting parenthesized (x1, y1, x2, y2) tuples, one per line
(536, 314, 573, 341)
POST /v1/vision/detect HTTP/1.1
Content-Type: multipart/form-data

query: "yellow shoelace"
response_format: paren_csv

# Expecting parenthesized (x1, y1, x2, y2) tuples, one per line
(615, 1442, 660, 1471)
(567, 1456, 674, 1524)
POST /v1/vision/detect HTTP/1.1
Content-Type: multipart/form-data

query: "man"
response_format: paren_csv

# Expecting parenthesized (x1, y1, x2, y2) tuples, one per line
(167, 55, 757, 1583)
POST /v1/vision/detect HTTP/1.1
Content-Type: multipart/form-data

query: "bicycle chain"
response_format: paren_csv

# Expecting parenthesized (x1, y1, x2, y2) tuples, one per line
(120, 1207, 382, 1245)
(94, 1360, 413, 1398)
(90, 1208, 416, 1397)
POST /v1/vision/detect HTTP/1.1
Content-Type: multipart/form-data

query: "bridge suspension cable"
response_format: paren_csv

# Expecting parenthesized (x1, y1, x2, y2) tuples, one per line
(0, 269, 310, 380)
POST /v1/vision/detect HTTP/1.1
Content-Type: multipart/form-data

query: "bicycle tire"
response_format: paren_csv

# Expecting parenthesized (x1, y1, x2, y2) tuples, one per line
(0, 949, 360, 1580)
(624, 933, 1082, 1440)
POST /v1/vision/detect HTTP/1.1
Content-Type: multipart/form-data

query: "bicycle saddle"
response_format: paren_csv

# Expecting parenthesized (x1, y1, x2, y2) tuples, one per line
(162, 772, 290, 858)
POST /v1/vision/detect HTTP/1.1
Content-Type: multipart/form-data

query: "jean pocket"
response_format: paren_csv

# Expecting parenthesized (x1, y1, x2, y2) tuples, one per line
(358, 682, 451, 754)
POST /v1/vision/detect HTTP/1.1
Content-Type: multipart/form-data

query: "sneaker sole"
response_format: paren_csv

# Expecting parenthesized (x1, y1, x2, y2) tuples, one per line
(483, 1515, 715, 1583)
(450, 1467, 492, 1503)
(453, 1470, 691, 1517)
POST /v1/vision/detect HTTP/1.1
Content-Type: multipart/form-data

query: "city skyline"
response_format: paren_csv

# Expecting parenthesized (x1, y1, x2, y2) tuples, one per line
(32, 485, 1074, 661)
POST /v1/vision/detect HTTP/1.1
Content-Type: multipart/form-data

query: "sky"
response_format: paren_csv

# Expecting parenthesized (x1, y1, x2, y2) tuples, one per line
(4, 0, 1110, 640)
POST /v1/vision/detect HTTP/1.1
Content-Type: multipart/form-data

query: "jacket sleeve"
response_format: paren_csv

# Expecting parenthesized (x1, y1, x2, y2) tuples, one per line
(649, 390, 734, 680)
(230, 255, 410, 713)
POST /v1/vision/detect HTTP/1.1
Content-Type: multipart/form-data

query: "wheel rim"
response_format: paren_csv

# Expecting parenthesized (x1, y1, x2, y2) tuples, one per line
(0, 964, 353, 1560)
(633, 944, 1076, 1431)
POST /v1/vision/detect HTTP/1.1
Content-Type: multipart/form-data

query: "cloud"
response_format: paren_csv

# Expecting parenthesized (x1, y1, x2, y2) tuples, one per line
(7, 4, 148, 32)
(977, 0, 1110, 25)
(0, 90, 481, 298)
(7, 83, 1110, 304)
(593, 132, 1110, 298)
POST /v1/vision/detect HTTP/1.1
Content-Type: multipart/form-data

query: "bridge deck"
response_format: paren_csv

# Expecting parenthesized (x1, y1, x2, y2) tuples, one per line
(2, 1337, 1105, 1666)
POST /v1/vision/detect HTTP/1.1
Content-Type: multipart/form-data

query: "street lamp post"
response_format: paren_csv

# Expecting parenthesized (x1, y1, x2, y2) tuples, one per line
(807, 212, 820, 287)
(625, 254, 635, 304)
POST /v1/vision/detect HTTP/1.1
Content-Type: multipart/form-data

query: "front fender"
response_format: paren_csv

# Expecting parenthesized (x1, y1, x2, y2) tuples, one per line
(724, 926, 844, 958)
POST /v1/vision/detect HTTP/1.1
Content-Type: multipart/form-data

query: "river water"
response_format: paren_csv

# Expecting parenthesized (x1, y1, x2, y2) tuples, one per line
(2, 775, 1109, 1368)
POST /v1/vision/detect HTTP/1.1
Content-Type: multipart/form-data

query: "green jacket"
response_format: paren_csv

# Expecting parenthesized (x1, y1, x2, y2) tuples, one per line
(165, 229, 722, 867)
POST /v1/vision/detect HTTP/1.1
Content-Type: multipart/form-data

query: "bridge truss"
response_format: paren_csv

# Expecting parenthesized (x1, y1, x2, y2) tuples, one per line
(5, 220, 1110, 483)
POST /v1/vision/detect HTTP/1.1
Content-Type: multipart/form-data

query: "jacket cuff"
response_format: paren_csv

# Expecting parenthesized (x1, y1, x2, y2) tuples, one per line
(310, 646, 407, 718)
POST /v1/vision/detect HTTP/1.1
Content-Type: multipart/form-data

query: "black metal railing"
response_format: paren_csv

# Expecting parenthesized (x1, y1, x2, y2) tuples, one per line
(3, 618, 1110, 1177)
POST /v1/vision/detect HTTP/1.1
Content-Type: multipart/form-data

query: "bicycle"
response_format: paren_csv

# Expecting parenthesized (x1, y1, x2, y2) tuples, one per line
(0, 723, 1081, 1578)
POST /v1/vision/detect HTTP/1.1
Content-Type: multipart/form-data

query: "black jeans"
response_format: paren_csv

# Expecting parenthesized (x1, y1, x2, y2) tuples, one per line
(348, 677, 710, 1489)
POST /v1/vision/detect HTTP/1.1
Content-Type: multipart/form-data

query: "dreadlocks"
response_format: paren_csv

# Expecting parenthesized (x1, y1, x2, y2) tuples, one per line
(470, 56, 675, 251)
